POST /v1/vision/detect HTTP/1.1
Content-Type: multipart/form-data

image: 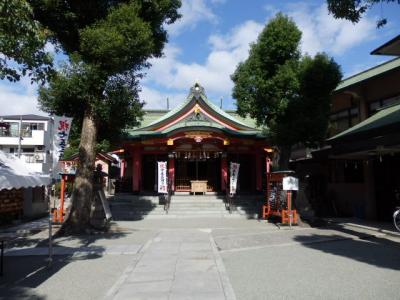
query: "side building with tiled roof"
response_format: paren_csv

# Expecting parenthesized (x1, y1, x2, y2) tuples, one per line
(291, 36, 400, 222)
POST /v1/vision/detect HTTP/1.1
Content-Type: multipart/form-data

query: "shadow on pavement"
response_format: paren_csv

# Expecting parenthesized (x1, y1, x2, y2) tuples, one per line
(293, 225, 400, 271)
(0, 227, 130, 299)
(0, 254, 101, 299)
(43, 228, 128, 248)
(110, 197, 159, 221)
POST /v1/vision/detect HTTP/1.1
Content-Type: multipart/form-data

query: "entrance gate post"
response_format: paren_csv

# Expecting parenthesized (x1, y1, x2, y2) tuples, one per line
(256, 152, 262, 192)
(132, 147, 142, 192)
(168, 153, 175, 191)
(221, 153, 228, 192)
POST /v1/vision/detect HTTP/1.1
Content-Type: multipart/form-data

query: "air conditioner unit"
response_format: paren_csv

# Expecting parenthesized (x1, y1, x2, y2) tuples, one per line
(34, 153, 44, 161)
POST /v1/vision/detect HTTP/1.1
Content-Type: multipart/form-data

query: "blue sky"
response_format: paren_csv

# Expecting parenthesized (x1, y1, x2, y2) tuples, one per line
(1, 0, 400, 115)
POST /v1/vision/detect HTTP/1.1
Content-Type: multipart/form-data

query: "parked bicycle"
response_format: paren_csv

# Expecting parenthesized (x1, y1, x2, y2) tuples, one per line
(393, 189, 400, 232)
(394, 207, 400, 232)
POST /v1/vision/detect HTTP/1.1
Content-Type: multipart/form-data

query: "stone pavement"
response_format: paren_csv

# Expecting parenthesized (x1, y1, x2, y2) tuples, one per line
(106, 229, 236, 300)
(1, 216, 399, 300)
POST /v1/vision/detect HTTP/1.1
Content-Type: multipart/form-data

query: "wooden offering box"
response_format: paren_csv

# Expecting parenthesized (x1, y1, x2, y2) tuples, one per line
(190, 180, 208, 194)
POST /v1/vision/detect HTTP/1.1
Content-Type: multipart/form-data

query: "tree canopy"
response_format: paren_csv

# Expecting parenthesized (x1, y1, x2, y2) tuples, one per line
(0, 0, 181, 232)
(232, 13, 342, 169)
(327, 0, 399, 27)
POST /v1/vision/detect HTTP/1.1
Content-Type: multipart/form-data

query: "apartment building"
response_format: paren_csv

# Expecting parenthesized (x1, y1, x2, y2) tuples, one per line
(0, 114, 52, 174)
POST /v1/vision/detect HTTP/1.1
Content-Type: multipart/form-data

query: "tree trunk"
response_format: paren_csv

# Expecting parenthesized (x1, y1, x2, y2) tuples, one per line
(61, 109, 97, 234)
(277, 145, 292, 171)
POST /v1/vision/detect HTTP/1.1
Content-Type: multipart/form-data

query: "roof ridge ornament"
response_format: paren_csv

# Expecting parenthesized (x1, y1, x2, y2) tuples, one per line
(190, 82, 205, 100)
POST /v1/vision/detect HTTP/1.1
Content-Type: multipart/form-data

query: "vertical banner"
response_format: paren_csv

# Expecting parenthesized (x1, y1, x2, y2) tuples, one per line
(230, 162, 240, 194)
(157, 161, 168, 193)
(52, 116, 73, 178)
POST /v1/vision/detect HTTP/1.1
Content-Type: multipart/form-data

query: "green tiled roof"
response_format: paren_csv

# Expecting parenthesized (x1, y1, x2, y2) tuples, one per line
(138, 110, 169, 128)
(328, 103, 400, 141)
(127, 83, 262, 139)
(129, 121, 262, 138)
(335, 57, 400, 92)
(225, 110, 259, 128)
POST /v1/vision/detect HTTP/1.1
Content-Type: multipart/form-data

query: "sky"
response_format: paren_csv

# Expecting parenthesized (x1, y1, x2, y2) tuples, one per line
(1, 0, 400, 116)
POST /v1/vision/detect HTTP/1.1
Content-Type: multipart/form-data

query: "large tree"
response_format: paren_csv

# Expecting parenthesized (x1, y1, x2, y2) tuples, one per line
(327, 0, 398, 27)
(231, 13, 342, 170)
(1, 1, 181, 233)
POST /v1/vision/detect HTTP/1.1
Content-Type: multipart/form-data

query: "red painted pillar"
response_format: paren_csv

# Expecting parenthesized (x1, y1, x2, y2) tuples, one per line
(132, 147, 142, 192)
(265, 157, 271, 199)
(120, 159, 126, 178)
(168, 154, 175, 191)
(255, 152, 262, 192)
(221, 153, 228, 192)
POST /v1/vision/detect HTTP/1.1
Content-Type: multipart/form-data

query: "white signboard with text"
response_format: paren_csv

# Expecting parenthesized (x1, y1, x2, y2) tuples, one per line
(157, 161, 168, 194)
(230, 162, 240, 194)
(282, 176, 299, 191)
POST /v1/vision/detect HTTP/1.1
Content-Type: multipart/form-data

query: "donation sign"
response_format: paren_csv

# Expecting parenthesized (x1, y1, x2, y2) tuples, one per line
(230, 162, 240, 194)
(52, 116, 73, 178)
(157, 161, 168, 193)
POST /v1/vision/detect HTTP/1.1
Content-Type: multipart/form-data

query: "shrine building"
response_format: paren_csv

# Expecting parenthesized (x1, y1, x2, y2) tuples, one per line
(121, 83, 270, 194)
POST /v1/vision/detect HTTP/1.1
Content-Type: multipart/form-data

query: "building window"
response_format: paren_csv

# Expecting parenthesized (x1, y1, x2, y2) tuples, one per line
(369, 95, 400, 116)
(329, 107, 359, 136)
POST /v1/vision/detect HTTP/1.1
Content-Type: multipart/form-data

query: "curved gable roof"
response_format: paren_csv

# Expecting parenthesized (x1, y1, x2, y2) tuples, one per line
(136, 83, 258, 133)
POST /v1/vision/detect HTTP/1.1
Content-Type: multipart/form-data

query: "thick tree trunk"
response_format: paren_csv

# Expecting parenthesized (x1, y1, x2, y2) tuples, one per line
(61, 109, 97, 234)
(277, 145, 292, 171)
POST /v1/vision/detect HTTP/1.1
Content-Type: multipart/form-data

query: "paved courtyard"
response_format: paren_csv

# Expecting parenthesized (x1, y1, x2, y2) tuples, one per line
(1, 218, 400, 299)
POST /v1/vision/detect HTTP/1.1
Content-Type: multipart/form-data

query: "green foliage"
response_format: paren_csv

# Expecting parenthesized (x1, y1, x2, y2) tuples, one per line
(0, 0, 53, 82)
(33, 1, 180, 145)
(232, 13, 342, 152)
(29, 0, 181, 72)
(327, 0, 398, 27)
(38, 58, 144, 145)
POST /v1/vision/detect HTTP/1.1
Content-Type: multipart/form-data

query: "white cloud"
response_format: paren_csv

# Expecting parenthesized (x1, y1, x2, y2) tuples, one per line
(287, 3, 376, 56)
(145, 20, 263, 105)
(167, 0, 218, 36)
(140, 85, 187, 109)
(263, 4, 279, 16)
(0, 78, 46, 116)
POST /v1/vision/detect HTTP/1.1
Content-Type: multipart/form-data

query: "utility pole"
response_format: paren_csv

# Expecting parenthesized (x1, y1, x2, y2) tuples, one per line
(220, 97, 223, 109)
(18, 115, 22, 158)
(167, 97, 170, 110)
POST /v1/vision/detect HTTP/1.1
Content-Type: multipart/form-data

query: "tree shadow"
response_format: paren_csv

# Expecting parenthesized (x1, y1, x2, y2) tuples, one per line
(109, 194, 161, 221)
(293, 225, 400, 271)
(46, 227, 128, 248)
(1, 222, 130, 299)
(1, 229, 131, 298)
(0, 254, 102, 299)
(224, 194, 261, 219)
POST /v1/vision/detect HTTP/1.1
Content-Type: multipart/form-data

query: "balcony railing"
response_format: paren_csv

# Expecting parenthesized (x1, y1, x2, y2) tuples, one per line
(11, 152, 46, 164)
(0, 129, 33, 138)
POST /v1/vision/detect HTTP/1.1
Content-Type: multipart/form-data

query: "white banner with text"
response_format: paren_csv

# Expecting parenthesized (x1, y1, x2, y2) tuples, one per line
(230, 162, 240, 194)
(157, 161, 168, 193)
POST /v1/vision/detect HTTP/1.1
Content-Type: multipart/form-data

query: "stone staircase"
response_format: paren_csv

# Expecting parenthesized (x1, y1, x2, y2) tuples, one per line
(109, 193, 261, 220)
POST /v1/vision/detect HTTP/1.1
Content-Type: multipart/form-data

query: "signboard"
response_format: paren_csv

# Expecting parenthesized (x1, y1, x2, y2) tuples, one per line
(97, 189, 112, 220)
(157, 161, 168, 193)
(52, 116, 73, 178)
(282, 176, 299, 191)
(230, 162, 240, 194)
